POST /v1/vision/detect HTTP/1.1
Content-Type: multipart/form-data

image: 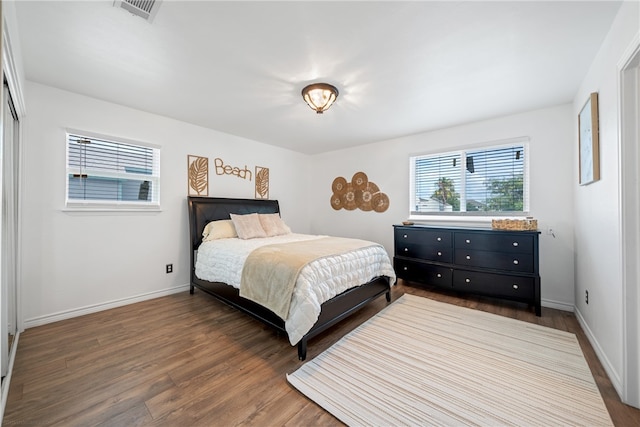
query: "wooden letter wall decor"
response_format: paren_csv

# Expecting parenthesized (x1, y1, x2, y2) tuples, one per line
(187, 155, 208, 196)
(188, 155, 271, 199)
(214, 158, 252, 180)
(331, 172, 389, 212)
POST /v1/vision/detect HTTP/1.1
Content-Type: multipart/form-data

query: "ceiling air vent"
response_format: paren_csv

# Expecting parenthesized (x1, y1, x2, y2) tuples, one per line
(114, 0, 161, 22)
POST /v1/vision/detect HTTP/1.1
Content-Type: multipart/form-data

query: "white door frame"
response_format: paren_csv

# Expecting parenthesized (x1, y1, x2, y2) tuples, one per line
(619, 33, 640, 408)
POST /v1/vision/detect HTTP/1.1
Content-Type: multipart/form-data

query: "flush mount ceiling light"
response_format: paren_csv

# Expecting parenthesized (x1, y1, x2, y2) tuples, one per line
(301, 83, 339, 114)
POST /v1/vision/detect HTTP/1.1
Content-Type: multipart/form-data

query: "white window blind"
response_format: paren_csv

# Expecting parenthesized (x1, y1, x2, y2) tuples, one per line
(66, 132, 160, 209)
(410, 139, 528, 216)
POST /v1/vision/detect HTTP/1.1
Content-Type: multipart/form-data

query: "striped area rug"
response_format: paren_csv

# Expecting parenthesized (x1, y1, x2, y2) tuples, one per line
(287, 294, 613, 426)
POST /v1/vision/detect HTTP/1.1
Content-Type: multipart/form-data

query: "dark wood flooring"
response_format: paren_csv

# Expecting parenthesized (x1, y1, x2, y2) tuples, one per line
(4, 280, 640, 426)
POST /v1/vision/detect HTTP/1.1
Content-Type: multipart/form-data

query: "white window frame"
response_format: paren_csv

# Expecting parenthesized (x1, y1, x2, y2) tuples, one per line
(65, 129, 161, 211)
(409, 137, 530, 220)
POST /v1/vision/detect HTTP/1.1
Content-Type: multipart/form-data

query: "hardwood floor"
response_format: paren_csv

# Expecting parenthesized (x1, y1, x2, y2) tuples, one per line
(5, 280, 640, 426)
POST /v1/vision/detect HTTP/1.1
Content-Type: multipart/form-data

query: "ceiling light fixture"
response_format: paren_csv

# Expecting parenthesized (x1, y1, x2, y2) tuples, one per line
(301, 83, 339, 114)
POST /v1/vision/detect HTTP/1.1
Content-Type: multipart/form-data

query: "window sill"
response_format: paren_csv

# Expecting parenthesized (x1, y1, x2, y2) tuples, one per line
(407, 216, 492, 229)
(407, 214, 530, 229)
(63, 205, 161, 214)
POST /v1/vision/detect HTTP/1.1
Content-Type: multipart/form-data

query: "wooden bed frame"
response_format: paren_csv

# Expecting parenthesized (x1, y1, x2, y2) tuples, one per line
(188, 196, 392, 360)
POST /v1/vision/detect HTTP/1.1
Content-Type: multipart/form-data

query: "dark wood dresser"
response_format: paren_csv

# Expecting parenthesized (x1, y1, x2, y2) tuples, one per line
(393, 225, 541, 316)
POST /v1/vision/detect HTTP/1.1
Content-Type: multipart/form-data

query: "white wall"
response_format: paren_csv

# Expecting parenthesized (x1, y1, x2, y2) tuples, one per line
(572, 0, 640, 401)
(20, 82, 311, 327)
(19, 82, 579, 324)
(309, 104, 576, 310)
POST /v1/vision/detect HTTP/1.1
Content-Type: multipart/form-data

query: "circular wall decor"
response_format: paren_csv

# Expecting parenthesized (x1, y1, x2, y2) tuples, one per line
(330, 172, 389, 213)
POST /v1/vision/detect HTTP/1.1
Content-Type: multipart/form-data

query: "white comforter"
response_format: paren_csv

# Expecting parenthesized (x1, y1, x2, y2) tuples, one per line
(195, 233, 396, 345)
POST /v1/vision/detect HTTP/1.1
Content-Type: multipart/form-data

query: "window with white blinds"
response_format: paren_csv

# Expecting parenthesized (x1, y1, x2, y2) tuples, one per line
(66, 131, 160, 209)
(410, 139, 529, 216)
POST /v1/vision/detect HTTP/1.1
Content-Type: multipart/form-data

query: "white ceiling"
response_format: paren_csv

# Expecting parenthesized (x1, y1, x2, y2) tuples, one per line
(15, 1, 622, 155)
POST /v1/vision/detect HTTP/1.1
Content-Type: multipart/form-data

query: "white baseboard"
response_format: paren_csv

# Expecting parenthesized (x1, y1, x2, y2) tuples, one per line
(574, 306, 623, 398)
(541, 298, 574, 312)
(23, 284, 191, 329)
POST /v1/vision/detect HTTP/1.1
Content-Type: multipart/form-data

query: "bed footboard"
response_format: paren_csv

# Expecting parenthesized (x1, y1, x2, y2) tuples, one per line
(296, 276, 391, 360)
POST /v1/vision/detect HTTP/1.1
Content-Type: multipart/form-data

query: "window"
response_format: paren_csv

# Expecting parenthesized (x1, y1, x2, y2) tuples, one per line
(66, 131, 160, 209)
(410, 139, 529, 216)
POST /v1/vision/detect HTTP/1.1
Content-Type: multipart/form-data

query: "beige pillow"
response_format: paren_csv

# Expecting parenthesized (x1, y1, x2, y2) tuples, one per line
(202, 219, 238, 241)
(230, 213, 268, 239)
(259, 213, 292, 237)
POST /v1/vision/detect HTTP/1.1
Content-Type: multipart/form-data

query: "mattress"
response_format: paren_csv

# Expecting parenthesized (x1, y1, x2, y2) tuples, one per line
(195, 233, 396, 345)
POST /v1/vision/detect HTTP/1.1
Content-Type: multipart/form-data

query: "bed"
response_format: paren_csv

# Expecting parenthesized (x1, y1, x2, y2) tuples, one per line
(188, 196, 396, 360)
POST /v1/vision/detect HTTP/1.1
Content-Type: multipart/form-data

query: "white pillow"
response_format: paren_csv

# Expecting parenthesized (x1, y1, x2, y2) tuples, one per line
(259, 213, 292, 237)
(230, 213, 268, 239)
(202, 219, 238, 241)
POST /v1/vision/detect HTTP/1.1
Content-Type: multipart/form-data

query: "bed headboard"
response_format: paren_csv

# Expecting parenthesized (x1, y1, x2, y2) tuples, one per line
(187, 197, 280, 250)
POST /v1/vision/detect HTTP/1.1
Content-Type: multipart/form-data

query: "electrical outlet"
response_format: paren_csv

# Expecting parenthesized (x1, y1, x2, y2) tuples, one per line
(585, 290, 589, 304)
(166, 264, 173, 274)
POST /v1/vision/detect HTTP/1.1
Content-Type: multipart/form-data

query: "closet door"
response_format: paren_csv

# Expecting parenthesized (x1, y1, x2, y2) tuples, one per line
(0, 78, 5, 382)
(1, 81, 18, 382)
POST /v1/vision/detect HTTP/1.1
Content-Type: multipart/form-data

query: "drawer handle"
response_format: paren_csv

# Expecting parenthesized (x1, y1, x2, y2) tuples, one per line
(466, 255, 471, 260)
(465, 239, 471, 244)
(512, 284, 519, 290)
(513, 259, 519, 265)
(403, 234, 408, 238)
(437, 251, 442, 256)
(465, 278, 471, 283)
(437, 237, 442, 242)
(437, 273, 442, 278)
(513, 242, 519, 247)
(404, 248, 409, 252)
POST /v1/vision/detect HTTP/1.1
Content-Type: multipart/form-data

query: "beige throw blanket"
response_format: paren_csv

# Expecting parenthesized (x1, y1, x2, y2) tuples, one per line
(239, 237, 378, 320)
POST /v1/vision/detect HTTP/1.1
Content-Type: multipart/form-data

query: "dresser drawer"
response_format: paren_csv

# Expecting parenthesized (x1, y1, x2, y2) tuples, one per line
(395, 227, 452, 247)
(393, 224, 540, 316)
(394, 258, 452, 287)
(396, 243, 452, 262)
(452, 270, 535, 299)
(454, 232, 534, 254)
(454, 249, 534, 273)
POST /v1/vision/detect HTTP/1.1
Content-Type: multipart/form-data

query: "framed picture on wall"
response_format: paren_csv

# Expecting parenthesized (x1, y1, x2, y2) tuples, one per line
(578, 92, 600, 185)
